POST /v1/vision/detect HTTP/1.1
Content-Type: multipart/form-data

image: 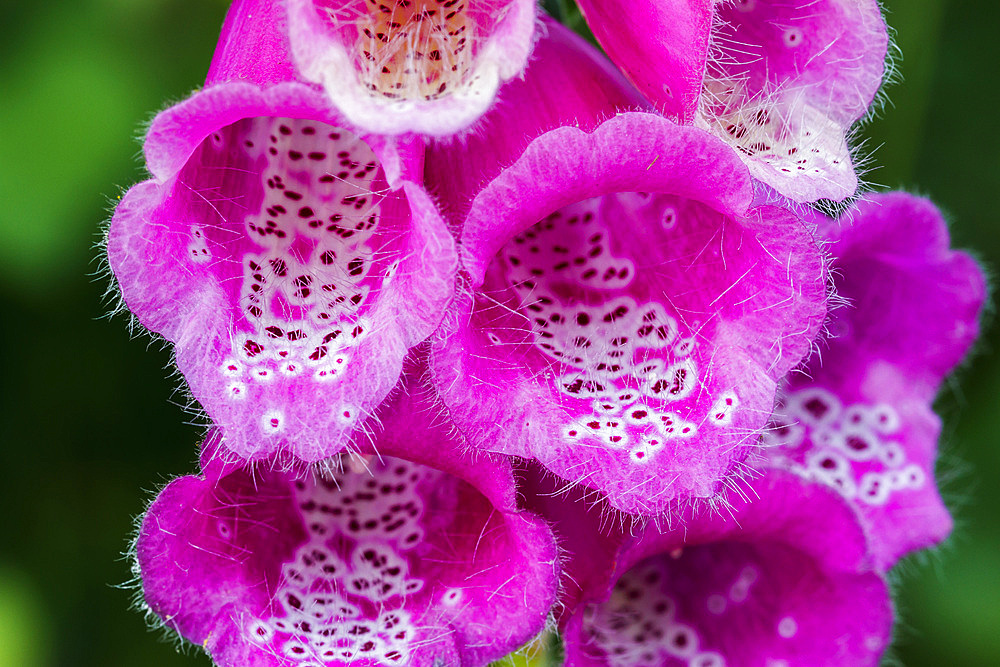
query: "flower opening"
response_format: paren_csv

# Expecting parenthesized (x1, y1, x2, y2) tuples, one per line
(138, 449, 557, 666)
(429, 113, 827, 515)
(108, 86, 456, 464)
(287, 0, 536, 134)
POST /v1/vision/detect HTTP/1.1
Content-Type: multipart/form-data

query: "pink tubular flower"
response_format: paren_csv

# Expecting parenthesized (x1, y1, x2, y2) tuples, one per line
(135, 387, 559, 667)
(547, 470, 893, 666)
(285, 0, 537, 135)
(426, 23, 827, 516)
(764, 192, 986, 570)
(107, 0, 457, 464)
(575, 0, 888, 203)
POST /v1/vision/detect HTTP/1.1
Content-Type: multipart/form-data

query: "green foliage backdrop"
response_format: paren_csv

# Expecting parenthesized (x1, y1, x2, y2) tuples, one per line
(0, 1, 996, 664)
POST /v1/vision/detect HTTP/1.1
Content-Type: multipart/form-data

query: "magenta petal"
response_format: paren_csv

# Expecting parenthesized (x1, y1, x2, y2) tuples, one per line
(824, 193, 985, 383)
(429, 112, 826, 515)
(204, 0, 301, 89)
(561, 472, 893, 666)
(574, 0, 713, 121)
(108, 84, 457, 464)
(285, 0, 537, 135)
(766, 192, 986, 570)
(710, 0, 887, 126)
(136, 399, 558, 667)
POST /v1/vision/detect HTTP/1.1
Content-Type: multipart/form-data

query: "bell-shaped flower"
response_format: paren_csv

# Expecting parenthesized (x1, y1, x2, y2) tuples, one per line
(285, 0, 537, 135)
(134, 384, 559, 667)
(542, 470, 893, 666)
(764, 192, 986, 570)
(426, 23, 827, 516)
(107, 0, 457, 464)
(574, 0, 888, 203)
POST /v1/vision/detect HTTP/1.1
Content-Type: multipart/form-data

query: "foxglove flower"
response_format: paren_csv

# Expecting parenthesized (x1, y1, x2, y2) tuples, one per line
(575, 0, 888, 202)
(135, 385, 559, 667)
(107, 0, 457, 463)
(541, 470, 893, 666)
(427, 23, 827, 515)
(765, 192, 986, 570)
(285, 0, 537, 135)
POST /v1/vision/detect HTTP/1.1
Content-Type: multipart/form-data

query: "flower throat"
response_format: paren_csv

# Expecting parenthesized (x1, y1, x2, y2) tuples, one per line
(352, 0, 477, 101)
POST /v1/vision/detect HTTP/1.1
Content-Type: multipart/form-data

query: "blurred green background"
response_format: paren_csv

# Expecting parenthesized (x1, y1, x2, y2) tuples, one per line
(0, 0, 997, 664)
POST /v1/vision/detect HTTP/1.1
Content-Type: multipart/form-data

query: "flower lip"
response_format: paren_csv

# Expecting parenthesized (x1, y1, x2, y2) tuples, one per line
(707, 0, 887, 127)
(575, 0, 888, 202)
(824, 192, 986, 383)
(142, 81, 422, 189)
(286, 0, 538, 135)
(695, 0, 887, 202)
(138, 460, 552, 666)
(460, 112, 754, 286)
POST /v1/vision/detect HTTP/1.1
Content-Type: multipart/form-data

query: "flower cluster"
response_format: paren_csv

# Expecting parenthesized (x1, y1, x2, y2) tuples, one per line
(108, 1, 986, 665)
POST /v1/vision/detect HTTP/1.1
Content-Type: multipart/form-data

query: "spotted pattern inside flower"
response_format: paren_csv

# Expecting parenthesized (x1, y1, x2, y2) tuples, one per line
(765, 388, 923, 505)
(492, 196, 740, 463)
(194, 118, 399, 403)
(582, 559, 731, 667)
(245, 460, 442, 665)
(316, 0, 510, 101)
(187, 225, 211, 263)
(696, 91, 850, 186)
